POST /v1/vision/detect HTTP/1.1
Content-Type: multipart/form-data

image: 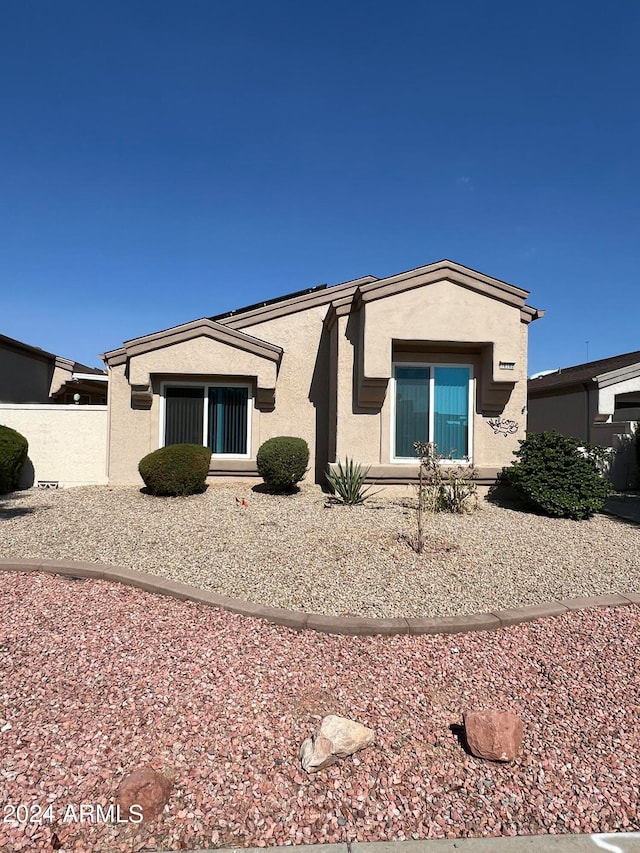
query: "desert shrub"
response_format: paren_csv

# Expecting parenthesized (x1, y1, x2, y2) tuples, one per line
(138, 444, 211, 496)
(325, 458, 380, 505)
(0, 425, 29, 495)
(410, 441, 478, 553)
(256, 436, 309, 491)
(506, 431, 613, 520)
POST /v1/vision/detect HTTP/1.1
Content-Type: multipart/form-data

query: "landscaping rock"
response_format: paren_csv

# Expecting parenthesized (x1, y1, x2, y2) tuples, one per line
(463, 709, 523, 762)
(300, 714, 375, 772)
(116, 767, 172, 821)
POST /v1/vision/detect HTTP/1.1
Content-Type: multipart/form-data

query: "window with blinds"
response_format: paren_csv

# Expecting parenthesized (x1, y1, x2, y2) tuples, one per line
(164, 385, 250, 455)
(393, 364, 472, 461)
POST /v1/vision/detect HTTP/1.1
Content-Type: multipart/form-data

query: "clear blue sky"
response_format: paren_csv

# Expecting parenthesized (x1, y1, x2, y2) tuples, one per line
(2, 1, 639, 374)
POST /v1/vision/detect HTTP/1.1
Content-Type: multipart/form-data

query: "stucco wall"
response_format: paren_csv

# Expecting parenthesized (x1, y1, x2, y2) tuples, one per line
(106, 305, 329, 484)
(336, 283, 528, 473)
(527, 386, 596, 441)
(243, 305, 331, 481)
(106, 365, 159, 484)
(363, 281, 521, 382)
(0, 347, 54, 403)
(129, 337, 277, 389)
(0, 404, 108, 487)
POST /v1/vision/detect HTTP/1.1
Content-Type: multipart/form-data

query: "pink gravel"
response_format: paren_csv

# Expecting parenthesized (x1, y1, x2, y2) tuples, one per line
(1, 572, 639, 852)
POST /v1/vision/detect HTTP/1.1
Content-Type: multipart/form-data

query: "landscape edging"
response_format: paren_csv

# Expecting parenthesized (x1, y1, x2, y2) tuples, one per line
(0, 558, 637, 636)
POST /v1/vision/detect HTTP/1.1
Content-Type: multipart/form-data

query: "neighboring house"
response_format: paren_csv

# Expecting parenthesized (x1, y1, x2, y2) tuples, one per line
(0, 333, 107, 404)
(528, 351, 640, 489)
(528, 350, 640, 443)
(102, 259, 543, 486)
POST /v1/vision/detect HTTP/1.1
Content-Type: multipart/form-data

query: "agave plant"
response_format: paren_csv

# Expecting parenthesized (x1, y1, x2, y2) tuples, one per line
(325, 458, 380, 505)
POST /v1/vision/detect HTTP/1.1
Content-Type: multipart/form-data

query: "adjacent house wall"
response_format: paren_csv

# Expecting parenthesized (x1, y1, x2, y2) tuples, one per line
(527, 385, 599, 442)
(0, 346, 54, 403)
(0, 404, 108, 487)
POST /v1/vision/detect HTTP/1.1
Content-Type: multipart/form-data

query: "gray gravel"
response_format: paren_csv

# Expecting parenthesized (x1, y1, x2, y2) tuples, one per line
(0, 484, 638, 618)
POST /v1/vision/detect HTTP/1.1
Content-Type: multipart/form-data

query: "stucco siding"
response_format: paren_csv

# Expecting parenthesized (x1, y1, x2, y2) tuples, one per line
(0, 347, 53, 403)
(242, 306, 330, 479)
(527, 387, 591, 441)
(335, 313, 381, 464)
(129, 336, 277, 390)
(363, 281, 520, 382)
(106, 365, 157, 484)
(0, 404, 108, 487)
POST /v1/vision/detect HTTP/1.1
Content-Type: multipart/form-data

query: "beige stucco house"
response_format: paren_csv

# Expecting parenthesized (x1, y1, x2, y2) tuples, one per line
(0, 333, 107, 405)
(528, 350, 640, 442)
(102, 260, 543, 487)
(528, 350, 640, 489)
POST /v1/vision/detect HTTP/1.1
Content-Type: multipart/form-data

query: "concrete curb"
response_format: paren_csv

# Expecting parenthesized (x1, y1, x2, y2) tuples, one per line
(1, 558, 637, 636)
(179, 834, 640, 852)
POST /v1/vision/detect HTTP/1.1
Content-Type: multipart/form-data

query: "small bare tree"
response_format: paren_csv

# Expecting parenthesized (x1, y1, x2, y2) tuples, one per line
(410, 441, 478, 554)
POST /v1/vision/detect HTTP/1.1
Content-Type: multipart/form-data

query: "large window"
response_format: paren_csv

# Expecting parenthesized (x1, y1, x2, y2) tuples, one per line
(392, 364, 472, 461)
(162, 384, 251, 457)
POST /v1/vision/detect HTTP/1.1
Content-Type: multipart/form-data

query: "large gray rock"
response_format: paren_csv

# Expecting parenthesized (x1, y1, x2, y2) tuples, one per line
(300, 714, 375, 773)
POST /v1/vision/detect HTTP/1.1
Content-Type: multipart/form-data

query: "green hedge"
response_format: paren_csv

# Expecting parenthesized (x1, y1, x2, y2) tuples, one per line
(256, 436, 309, 491)
(0, 425, 29, 495)
(506, 431, 613, 520)
(138, 444, 212, 496)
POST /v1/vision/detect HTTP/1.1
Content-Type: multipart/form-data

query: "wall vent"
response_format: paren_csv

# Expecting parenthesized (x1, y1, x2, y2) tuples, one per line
(499, 361, 516, 370)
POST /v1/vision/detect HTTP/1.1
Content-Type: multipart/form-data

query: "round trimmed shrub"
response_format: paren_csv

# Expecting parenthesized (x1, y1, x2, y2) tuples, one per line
(256, 436, 309, 491)
(506, 431, 613, 520)
(0, 425, 28, 495)
(138, 444, 212, 496)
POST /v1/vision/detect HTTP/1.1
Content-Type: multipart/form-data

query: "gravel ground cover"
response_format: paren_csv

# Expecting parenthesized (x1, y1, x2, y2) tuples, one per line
(0, 485, 639, 618)
(0, 571, 639, 852)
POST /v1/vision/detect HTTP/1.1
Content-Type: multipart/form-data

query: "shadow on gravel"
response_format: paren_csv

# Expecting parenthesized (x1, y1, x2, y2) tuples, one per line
(250, 483, 301, 496)
(138, 485, 210, 497)
(601, 503, 640, 528)
(0, 493, 40, 520)
(449, 722, 472, 756)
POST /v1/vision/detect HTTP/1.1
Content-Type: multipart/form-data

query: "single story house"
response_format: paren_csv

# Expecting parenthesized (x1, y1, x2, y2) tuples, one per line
(102, 259, 543, 487)
(0, 332, 107, 405)
(528, 350, 640, 443)
(528, 351, 640, 489)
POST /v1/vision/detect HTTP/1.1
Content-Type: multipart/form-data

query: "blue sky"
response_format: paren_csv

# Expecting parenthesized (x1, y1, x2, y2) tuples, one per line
(2, 1, 639, 374)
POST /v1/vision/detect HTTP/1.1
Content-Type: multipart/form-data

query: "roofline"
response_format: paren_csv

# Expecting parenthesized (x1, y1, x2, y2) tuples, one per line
(218, 275, 379, 330)
(210, 283, 329, 322)
(354, 260, 534, 312)
(72, 372, 109, 382)
(596, 361, 640, 388)
(102, 318, 283, 366)
(528, 350, 640, 393)
(0, 333, 59, 363)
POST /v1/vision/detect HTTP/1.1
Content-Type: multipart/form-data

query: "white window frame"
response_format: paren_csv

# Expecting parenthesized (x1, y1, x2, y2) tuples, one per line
(390, 362, 474, 464)
(159, 380, 253, 459)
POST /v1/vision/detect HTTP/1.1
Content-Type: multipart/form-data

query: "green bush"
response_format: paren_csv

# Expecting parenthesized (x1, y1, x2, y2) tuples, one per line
(256, 436, 309, 491)
(0, 425, 29, 495)
(506, 431, 613, 520)
(138, 444, 212, 496)
(326, 458, 380, 505)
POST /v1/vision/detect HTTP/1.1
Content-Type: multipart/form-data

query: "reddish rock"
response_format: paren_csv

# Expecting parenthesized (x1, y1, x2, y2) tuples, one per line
(116, 767, 172, 822)
(463, 710, 523, 762)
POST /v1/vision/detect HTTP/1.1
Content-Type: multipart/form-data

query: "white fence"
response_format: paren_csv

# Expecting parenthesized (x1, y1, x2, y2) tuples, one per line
(0, 404, 108, 488)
